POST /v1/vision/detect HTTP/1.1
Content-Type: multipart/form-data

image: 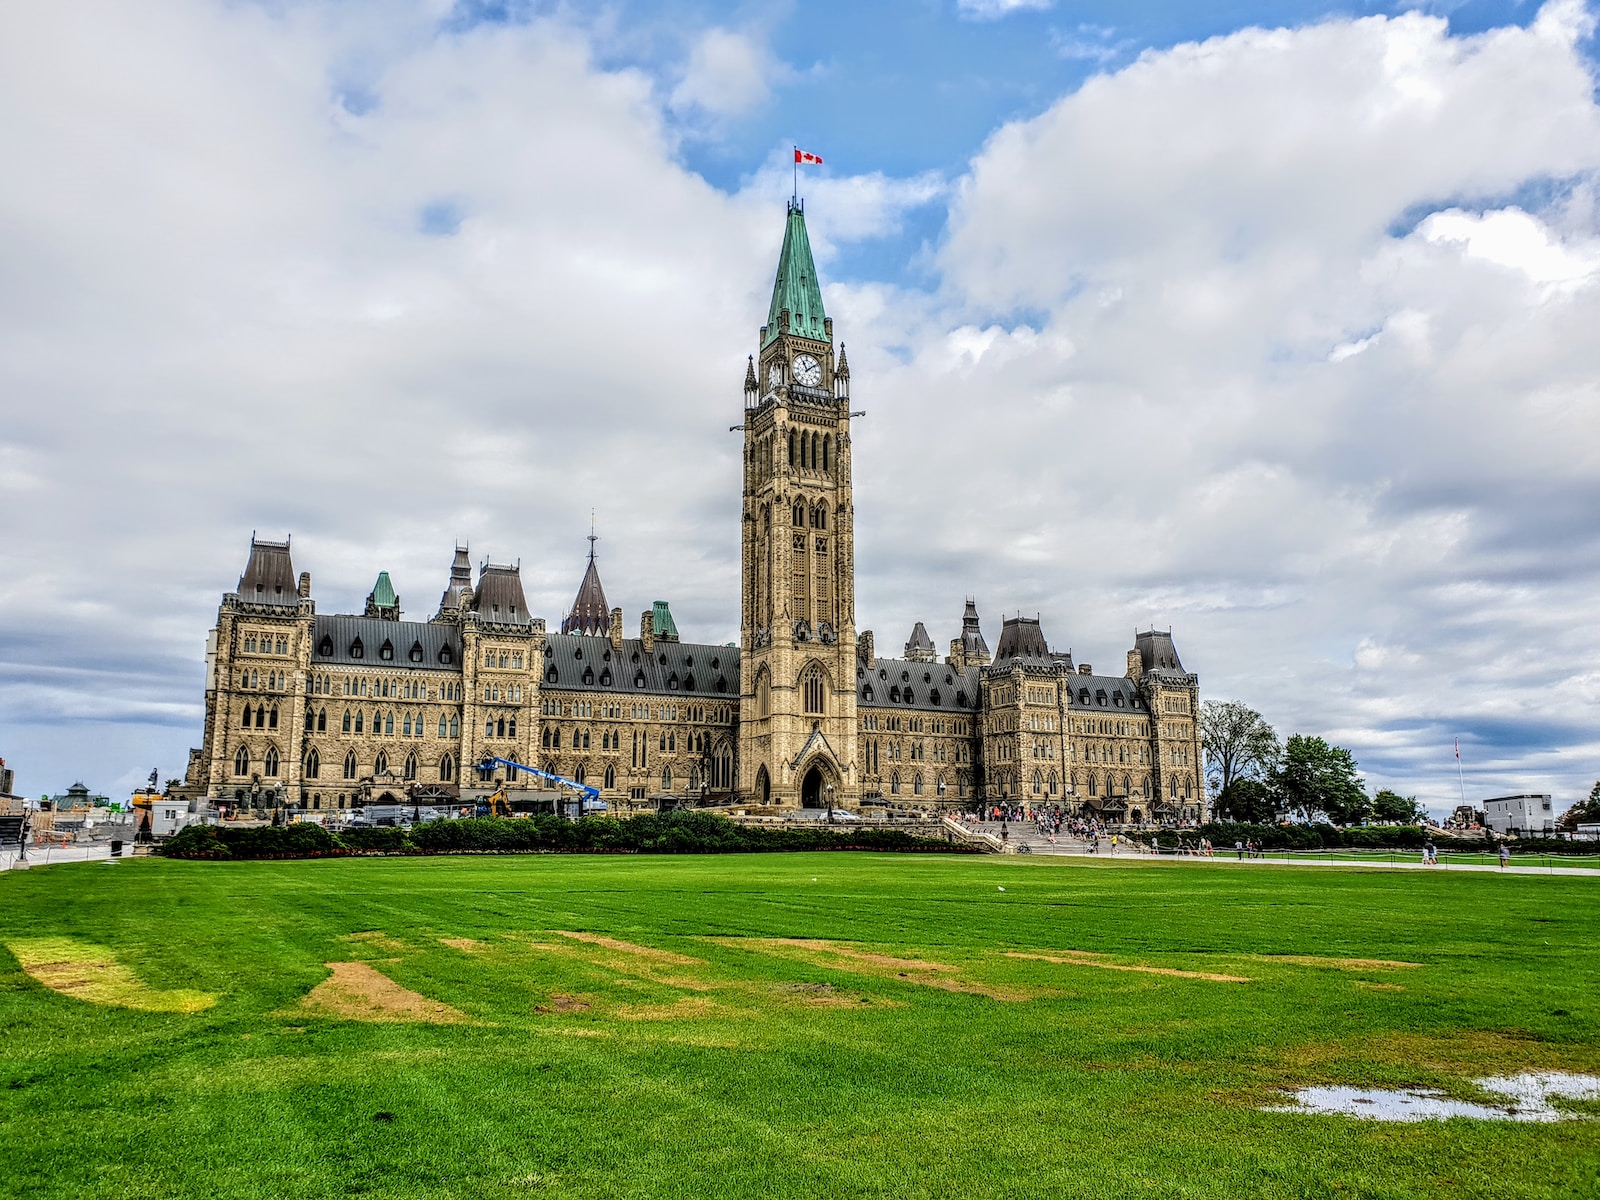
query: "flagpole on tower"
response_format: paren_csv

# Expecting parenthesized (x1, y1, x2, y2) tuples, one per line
(1455, 737, 1467, 811)
(792, 145, 798, 205)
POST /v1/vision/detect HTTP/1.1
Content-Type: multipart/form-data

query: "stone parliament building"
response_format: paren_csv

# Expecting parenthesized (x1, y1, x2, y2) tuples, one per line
(183, 202, 1206, 824)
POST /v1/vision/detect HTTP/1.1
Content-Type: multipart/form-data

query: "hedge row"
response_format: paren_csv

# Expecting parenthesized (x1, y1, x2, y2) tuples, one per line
(160, 812, 978, 861)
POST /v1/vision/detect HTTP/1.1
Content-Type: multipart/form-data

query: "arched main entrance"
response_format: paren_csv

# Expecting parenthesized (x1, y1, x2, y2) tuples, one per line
(801, 765, 824, 809)
(755, 765, 770, 805)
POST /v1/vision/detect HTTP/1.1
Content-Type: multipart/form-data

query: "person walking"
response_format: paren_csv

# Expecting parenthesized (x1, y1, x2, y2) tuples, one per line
(1498, 843, 1510, 870)
(1235, 840, 1244, 860)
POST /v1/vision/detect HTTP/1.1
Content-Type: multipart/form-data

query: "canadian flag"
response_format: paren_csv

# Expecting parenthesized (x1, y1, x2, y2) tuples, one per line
(794, 148, 824, 165)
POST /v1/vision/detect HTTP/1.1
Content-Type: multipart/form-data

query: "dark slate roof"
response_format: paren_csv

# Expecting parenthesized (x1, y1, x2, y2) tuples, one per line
(904, 621, 934, 656)
(1135, 628, 1185, 675)
(561, 554, 611, 635)
(959, 599, 989, 656)
(542, 635, 739, 698)
(473, 565, 531, 625)
(312, 615, 463, 671)
(994, 615, 1050, 661)
(857, 657, 982, 713)
(237, 537, 297, 607)
(1065, 674, 1148, 713)
(439, 546, 472, 611)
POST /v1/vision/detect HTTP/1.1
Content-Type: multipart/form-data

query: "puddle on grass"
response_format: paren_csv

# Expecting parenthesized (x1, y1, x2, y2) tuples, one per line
(1268, 1072, 1600, 1122)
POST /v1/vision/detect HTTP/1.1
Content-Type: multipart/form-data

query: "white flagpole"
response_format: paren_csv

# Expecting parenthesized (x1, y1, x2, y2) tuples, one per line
(1456, 737, 1467, 811)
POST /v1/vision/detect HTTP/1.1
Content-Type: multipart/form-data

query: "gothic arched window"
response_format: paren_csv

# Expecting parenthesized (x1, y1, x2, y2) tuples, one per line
(801, 664, 825, 714)
(374, 750, 388, 776)
(439, 753, 455, 782)
(404, 752, 417, 781)
(233, 746, 249, 776)
(343, 751, 357, 780)
(264, 746, 280, 777)
(306, 747, 320, 780)
(604, 763, 615, 789)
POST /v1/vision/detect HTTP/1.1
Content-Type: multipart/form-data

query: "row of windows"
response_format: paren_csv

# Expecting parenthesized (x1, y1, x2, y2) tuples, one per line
(239, 669, 287, 691)
(484, 650, 525, 670)
(317, 635, 456, 665)
(883, 772, 966, 798)
(536, 752, 734, 793)
(242, 633, 290, 655)
(294, 709, 464, 739)
(306, 674, 459, 701)
(483, 683, 524, 703)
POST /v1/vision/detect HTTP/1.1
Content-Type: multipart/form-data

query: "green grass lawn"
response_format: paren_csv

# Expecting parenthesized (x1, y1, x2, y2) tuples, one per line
(2, 853, 1597, 1199)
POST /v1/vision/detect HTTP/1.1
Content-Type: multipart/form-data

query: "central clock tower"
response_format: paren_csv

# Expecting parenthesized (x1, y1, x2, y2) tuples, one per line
(738, 200, 859, 809)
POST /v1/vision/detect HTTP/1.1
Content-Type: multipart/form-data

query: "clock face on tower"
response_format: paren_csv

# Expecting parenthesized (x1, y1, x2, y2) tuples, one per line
(792, 354, 822, 388)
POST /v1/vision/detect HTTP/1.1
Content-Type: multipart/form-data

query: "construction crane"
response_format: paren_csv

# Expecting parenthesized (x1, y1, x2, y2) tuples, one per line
(476, 756, 602, 819)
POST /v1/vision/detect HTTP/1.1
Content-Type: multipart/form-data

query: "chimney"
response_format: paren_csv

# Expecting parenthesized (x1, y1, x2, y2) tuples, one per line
(1079, 663, 1093, 676)
(859, 629, 875, 668)
(948, 638, 964, 670)
(298, 572, 311, 598)
(609, 608, 624, 652)
(640, 610, 655, 654)
(1126, 649, 1142, 681)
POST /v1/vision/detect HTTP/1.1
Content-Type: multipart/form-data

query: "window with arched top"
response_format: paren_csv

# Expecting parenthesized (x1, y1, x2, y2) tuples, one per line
(440, 754, 454, 782)
(890, 771, 901, 795)
(604, 763, 615, 789)
(756, 668, 771, 717)
(821, 435, 830, 473)
(801, 664, 825, 714)
(233, 746, 249, 776)
(264, 746, 279, 777)
(404, 753, 417, 781)
(374, 750, 388, 776)
(343, 751, 357, 780)
(306, 747, 320, 779)
(787, 430, 796, 466)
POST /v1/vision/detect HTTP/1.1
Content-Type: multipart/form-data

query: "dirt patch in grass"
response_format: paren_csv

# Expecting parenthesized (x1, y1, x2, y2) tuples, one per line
(1006, 950, 1252, 984)
(716, 938, 1031, 1001)
(297, 961, 470, 1024)
(440, 938, 483, 952)
(7, 938, 215, 1013)
(613, 996, 727, 1021)
(340, 931, 406, 953)
(554, 931, 703, 965)
(1260, 955, 1423, 971)
(534, 993, 593, 1014)
(1356, 981, 1406, 992)
(774, 981, 902, 1008)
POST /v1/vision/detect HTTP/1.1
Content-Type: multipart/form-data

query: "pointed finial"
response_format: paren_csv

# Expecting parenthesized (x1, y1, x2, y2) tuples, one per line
(744, 355, 758, 387)
(836, 344, 849, 379)
(587, 511, 599, 563)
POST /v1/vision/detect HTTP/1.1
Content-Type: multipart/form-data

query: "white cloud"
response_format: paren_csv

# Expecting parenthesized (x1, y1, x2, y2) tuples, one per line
(669, 28, 783, 119)
(957, 0, 1052, 20)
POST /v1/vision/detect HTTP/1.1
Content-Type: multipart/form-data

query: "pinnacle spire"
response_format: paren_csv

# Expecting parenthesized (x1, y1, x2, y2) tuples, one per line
(562, 532, 611, 636)
(764, 201, 827, 347)
(835, 343, 849, 379)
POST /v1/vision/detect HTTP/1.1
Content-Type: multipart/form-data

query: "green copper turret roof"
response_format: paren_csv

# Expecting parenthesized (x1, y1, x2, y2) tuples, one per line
(651, 600, 679, 640)
(371, 572, 397, 608)
(764, 200, 827, 346)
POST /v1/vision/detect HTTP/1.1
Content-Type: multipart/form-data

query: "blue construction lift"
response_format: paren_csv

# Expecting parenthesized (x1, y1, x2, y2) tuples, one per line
(476, 755, 604, 819)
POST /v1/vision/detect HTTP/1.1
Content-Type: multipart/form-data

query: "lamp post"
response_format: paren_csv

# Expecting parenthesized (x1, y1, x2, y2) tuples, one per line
(824, 782, 835, 824)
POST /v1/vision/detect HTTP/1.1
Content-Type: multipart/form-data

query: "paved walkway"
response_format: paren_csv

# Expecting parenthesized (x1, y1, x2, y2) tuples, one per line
(967, 823, 1600, 876)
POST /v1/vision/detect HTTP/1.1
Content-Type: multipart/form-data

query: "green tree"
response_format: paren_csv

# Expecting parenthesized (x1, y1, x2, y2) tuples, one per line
(1200, 700, 1282, 795)
(1215, 778, 1281, 823)
(1371, 788, 1424, 824)
(1558, 781, 1600, 831)
(1273, 735, 1368, 825)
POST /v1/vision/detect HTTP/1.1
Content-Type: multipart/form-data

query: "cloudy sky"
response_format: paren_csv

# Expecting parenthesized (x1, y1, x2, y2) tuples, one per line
(2, 0, 1597, 814)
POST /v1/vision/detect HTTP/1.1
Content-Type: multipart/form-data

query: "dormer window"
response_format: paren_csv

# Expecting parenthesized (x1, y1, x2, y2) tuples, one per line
(350, 638, 364, 659)
(379, 640, 394, 661)
(317, 636, 333, 657)
(409, 642, 423, 663)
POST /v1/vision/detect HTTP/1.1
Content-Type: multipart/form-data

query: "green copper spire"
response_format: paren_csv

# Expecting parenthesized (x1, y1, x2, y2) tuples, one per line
(764, 200, 827, 347)
(371, 572, 397, 608)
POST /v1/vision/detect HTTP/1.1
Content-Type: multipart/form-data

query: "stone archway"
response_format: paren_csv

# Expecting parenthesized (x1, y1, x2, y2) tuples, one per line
(801, 765, 824, 809)
(755, 764, 770, 806)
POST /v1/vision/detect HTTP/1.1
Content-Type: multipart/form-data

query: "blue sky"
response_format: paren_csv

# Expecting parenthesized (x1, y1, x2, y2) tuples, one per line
(1, 0, 1597, 813)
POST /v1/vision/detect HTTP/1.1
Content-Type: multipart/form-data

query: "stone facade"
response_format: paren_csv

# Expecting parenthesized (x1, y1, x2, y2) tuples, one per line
(184, 201, 1206, 823)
